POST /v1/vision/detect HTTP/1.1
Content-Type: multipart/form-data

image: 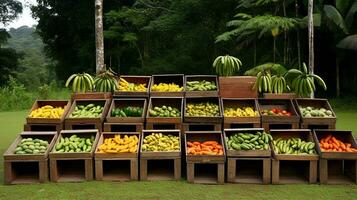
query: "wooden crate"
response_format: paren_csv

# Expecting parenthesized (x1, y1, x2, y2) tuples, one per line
(103, 122, 143, 132)
(184, 97, 222, 123)
(71, 92, 112, 101)
(150, 74, 185, 97)
(64, 99, 110, 132)
(227, 158, 271, 184)
(94, 132, 140, 181)
(140, 130, 181, 181)
(263, 93, 296, 99)
(24, 123, 62, 133)
(222, 98, 261, 128)
(26, 100, 71, 124)
(185, 131, 225, 184)
(313, 130, 357, 184)
(182, 123, 221, 132)
(219, 76, 258, 98)
(3, 131, 57, 184)
(106, 98, 147, 123)
(270, 129, 318, 184)
(258, 99, 300, 131)
(114, 75, 151, 97)
(185, 75, 219, 97)
(295, 98, 336, 130)
(146, 97, 183, 130)
(49, 130, 100, 182)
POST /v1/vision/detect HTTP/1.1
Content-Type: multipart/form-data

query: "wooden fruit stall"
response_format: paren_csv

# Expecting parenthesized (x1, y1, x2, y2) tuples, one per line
(64, 99, 110, 132)
(104, 98, 146, 132)
(115, 75, 151, 98)
(270, 129, 318, 184)
(95, 132, 140, 181)
(150, 74, 185, 97)
(185, 131, 225, 184)
(258, 99, 300, 131)
(4, 131, 57, 184)
(295, 98, 336, 130)
(146, 97, 183, 130)
(140, 130, 181, 181)
(224, 128, 271, 184)
(49, 130, 99, 182)
(313, 130, 357, 184)
(24, 100, 71, 133)
(221, 98, 261, 129)
(184, 75, 219, 97)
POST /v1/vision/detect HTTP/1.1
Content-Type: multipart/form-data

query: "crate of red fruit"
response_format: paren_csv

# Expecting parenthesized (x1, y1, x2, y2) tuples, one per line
(185, 131, 225, 163)
(115, 76, 151, 97)
(27, 100, 71, 124)
(295, 98, 336, 125)
(150, 74, 185, 97)
(184, 75, 219, 97)
(258, 99, 299, 123)
(313, 130, 357, 159)
(106, 98, 146, 123)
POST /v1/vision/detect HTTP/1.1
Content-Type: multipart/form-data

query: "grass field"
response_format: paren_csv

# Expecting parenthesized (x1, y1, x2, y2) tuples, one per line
(0, 109, 357, 200)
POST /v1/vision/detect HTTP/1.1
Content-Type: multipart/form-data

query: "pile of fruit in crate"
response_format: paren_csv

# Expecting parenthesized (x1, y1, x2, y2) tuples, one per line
(226, 131, 271, 151)
(98, 135, 138, 153)
(299, 106, 333, 117)
(187, 141, 223, 155)
(273, 138, 316, 155)
(141, 133, 180, 152)
(29, 105, 65, 118)
(319, 135, 357, 152)
(118, 78, 147, 92)
(54, 135, 95, 153)
(224, 106, 259, 117)
(261, 108, 292, 116)
(111, 106, 143, 117)
(151, 83, 183, 92)
(69, 104, 103, 118)
(149, 105, 181, 117)
(14, 138, 49, 154)
(186, 102, 220, 117)
(186, 80, 217, 91)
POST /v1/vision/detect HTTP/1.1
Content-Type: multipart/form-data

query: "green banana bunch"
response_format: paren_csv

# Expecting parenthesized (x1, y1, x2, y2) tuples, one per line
(65, 73, 94, 93)
(273, 137, 316, 155)
(271, 75, 287, 94)
(213, 55, 242, 76)
(285, 63, 327, 97)
(94, 68, 118, 92)
(253, 70, 272, 93)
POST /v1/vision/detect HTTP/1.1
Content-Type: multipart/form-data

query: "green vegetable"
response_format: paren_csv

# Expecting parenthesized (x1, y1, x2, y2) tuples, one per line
(14, 138, 49, 154)
(54, 134, 95, 153)
(186, 80, 217, 91)
(272, 137, 316, 155)
(111, 106, 143, 117)
(226, 132, 272, 151)
(149, 106, 181, 117)
(69, 104, 104, 118)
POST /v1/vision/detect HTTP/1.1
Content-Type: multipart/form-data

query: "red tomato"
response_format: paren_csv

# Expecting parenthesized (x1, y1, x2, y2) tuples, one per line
(272, 108, 277, 113)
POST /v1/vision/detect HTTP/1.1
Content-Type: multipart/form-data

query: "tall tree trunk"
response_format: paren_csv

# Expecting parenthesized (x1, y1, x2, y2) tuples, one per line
(95, 0, 105, 74)
(295, 0, 301, 70)
(336, 57, 340, 97)
(308, 0, 314, 98)
(283, 0, 287, 65)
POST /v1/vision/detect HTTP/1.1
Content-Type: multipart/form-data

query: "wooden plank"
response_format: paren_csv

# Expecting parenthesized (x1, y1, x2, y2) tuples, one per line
(219, 76, 258, 98)
(24, 123, 62, 133)
(309, 160, 318, 183)
(146, 122, 181, 130)
(185, 75, 219, 97)
(114, 75, 151, 97)
(103, 122, 143, 132)
(71, 92, 112, 101)
(319, 159, 328, 184)
(271, 159, 279, 184)
(150, 74, 185, 97)
(182, 123, 221, 132)
(106, 98, 147, 123)
(26, 100, 71, 124)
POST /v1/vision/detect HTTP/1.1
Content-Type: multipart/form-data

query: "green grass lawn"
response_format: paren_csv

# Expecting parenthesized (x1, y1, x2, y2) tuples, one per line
(1, 110, 357, 200)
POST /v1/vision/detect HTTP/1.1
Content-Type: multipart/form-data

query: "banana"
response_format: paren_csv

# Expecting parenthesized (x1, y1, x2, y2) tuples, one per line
(72, 76, 79, 92)
(65, 74, 77, 87)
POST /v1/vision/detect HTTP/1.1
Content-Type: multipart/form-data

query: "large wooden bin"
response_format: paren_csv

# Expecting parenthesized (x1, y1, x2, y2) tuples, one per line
(150, 74, 185, 97)
(3, 131, 57, 184)
(115, 75, 151, 97)
(184, 75, 219, 97)
(49, 130, 100, 182)
(184, 97, 222, 123)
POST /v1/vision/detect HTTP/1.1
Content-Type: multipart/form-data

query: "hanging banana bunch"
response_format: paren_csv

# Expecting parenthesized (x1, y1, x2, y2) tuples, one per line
(94, 68, 118, 92)
(253, 70, 272, 93)
(212, 55, 242, 76)
(271, 75, 288, 94)
(65, 73, 94, 93)
(285, 63, 327, 97)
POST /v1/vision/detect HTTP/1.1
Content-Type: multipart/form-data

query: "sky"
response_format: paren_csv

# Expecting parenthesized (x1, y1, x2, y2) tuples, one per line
(0, 0, 38, 29)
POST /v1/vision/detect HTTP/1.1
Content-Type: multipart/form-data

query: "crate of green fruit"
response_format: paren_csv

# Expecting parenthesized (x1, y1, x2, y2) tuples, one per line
(146, 97, 183, 124)
(295, 98, 336, 129)
(258, 99, 299, 123)
(184, 97, 222, 123)
(184, 75, 219, 97)
(224, 128, 271, 157)
(3, 131, 57, 184)
(222, 98, 261, 128)
(65, 99, 110, 124)
(150, 74, 185, 97)
(115, 75, 151, 97)
(106, 98, 147, 123)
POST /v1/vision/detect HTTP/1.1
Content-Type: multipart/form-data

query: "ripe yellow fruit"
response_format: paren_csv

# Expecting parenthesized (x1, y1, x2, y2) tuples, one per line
(29, 105, 65, 118)
(118, 78, 147, 92)
(98, 135, 139, 153)
(151, 83, 183, 92)
(224, 107, 259, 117)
